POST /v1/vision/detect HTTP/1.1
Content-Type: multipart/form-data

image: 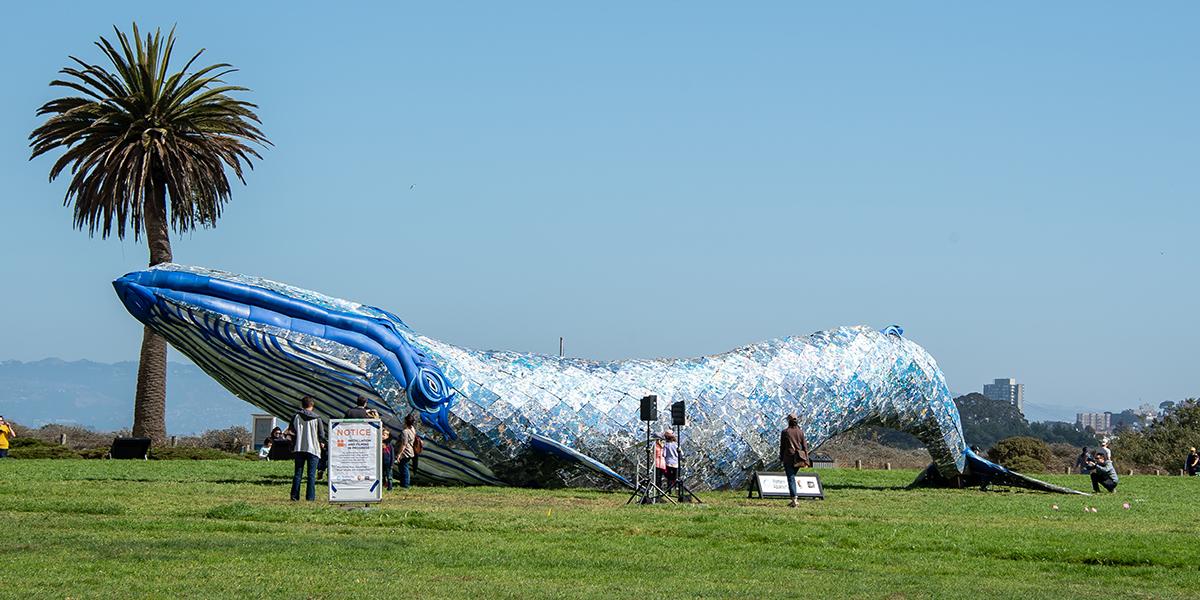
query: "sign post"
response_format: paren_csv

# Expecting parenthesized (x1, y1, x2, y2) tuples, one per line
(328, 419, 383, 505)
(747, 470, 825, 500)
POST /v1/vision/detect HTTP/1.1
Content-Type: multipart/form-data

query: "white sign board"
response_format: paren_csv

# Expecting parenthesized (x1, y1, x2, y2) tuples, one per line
(748, 471, 825, 499)
(328, 419, 383, 503)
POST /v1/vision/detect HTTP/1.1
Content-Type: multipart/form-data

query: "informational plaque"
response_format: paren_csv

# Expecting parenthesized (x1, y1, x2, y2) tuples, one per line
(747, 470, 825, 500)
(328, 419, 383, 503)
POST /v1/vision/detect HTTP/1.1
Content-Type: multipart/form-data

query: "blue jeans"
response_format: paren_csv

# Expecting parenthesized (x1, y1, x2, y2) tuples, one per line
(383, 460, 394, 490)
(0, 449, 8, 458)
(784, 463, 799, 498)
(292, 452, 319, 501)
(398, 457, 412, 489)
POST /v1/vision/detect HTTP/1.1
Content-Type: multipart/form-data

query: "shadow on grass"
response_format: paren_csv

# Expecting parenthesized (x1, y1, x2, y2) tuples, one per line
(65, 475, 295, 486)
(821, 483, 911, 491)
(207, 476, 294, 486)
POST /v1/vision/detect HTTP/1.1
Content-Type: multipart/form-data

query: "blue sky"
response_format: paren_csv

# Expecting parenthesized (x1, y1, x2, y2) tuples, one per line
(1, 2, 1197, 421)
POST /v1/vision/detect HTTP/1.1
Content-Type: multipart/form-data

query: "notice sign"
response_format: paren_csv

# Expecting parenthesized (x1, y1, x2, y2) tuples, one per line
(747, 471, 825, 500)
(328, 419, 383, 503)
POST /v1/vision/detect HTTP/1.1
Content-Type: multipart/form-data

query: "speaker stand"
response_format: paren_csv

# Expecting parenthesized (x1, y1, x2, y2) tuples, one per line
(674, 424, 704, 504)
(626, 421, 675, 505)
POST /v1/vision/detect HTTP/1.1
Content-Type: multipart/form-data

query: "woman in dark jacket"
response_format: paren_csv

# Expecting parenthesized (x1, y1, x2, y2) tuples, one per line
(779, 414, 810, 507)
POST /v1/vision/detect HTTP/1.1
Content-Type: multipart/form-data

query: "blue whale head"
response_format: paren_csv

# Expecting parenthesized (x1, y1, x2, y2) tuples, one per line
(113, 265, 458, 438)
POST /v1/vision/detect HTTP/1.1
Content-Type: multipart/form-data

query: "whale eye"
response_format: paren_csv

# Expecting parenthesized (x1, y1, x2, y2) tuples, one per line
(408, 363, 453, 412)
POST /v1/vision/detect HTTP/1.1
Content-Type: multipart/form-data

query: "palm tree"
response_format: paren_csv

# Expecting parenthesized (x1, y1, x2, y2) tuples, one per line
(29, 24, 269, 444)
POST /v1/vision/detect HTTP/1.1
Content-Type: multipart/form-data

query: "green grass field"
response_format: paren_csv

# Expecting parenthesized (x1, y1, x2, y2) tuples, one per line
(0, 460, 1196, 599)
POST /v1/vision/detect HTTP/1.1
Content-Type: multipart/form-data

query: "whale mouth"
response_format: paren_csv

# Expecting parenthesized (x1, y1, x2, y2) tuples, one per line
(111, 264, 459, 439)
(113, 276, 158, 325)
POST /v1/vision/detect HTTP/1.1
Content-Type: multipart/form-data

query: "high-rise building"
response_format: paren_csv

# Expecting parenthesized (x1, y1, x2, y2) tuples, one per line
(1076, 412, 1112, 433)
(983, 378, 1024, 413)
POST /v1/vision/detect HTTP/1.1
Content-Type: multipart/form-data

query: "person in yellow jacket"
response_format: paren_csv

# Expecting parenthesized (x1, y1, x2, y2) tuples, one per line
(0, 415, 14, 458)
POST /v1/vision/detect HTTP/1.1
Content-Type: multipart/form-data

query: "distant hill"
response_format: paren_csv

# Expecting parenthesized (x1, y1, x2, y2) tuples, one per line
(0, 358, 260, 434)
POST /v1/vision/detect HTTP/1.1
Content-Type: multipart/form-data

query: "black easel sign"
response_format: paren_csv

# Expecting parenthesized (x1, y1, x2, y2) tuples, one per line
(747, 471, 824, 500)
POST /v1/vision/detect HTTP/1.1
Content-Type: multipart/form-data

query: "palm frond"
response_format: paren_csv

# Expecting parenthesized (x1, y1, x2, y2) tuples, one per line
(29, 23, 269, 240)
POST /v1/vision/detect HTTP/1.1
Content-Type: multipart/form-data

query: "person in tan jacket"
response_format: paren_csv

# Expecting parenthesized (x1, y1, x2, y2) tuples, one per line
(779, 414, 810, 507)
(397, 413, 418, 489)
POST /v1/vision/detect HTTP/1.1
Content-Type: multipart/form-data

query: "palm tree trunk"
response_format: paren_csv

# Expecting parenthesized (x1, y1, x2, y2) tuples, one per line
(131, 179, 172, 445)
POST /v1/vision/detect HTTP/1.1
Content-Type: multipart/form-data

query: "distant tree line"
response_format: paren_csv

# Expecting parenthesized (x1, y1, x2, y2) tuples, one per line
(828, 393, 1099, 453)
(953, 393, 1098, 449)
(1112, 399, 1200, 470)
(4, 420, 255, 460)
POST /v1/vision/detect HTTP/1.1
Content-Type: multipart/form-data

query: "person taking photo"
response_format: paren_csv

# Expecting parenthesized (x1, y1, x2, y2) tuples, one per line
(1086, 451, 1119, 493)
(0, 416, 14, 458)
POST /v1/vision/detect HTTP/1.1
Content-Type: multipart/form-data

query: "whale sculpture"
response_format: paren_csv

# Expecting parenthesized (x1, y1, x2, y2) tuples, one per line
(113, 264, 1081, 494)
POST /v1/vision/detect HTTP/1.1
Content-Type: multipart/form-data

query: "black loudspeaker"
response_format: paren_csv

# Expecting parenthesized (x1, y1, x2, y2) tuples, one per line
(108, 437, 151, 460)
(671, 401, 686, 426)
(640, 395, 658, 421)
(268, 438, 295, 461)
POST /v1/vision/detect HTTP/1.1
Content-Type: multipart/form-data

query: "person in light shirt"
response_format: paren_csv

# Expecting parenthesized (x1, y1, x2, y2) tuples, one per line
(397, 413, 418, 489)
(662, 430, 680, 493)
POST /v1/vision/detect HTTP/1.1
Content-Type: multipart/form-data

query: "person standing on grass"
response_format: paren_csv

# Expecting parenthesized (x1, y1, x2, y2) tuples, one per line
(0, 415, 13, 458)
(1087, 452, 1119, 493)
(1098, 438, 1113, 465)
(342, 396, 371, 419)
(397, 413, 418, 489)
(1186, 447, 1198, 477)
(654, 436, 668, 489)
(779, 414, 811, 508)
(662, 430, 680, 493)
(381, 428, 396, 491)
(290, 396, 324, 501)
(1074, 447, 1091, 474)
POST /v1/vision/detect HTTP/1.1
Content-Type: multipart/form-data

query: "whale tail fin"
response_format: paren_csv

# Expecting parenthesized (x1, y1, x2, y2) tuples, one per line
(911, 447, 1088, 495)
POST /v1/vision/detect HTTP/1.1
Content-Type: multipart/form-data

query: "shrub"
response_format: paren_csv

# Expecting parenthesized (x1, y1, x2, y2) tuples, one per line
(987, 436, 1052, 471)
(10, 444, 82, 459)
(203, 426, 251, 452)
(150, 447, 245, 460)
(1004, 455, 1047, 474)
(24, 424, 123, 450)
(9, 437, 53, 449)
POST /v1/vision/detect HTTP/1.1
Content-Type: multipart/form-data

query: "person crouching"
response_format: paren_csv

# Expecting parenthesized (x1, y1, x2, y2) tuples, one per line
(1088, 452, 1119, 493)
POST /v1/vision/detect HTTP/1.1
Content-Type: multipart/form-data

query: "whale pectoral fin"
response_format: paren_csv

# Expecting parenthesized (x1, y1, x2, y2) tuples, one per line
(912, 448, 1089, 495)
(418, 401, 457, 441)
(527, 433, 632, 489)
